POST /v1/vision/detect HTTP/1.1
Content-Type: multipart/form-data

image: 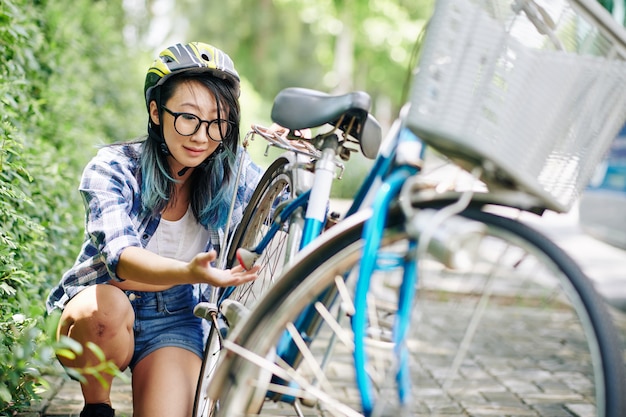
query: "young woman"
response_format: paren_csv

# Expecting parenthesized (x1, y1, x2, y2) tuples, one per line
(46, 42, 262, 417)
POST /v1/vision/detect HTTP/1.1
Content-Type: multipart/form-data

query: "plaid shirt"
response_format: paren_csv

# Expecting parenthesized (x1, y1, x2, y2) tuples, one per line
(46, 142, 263, 312)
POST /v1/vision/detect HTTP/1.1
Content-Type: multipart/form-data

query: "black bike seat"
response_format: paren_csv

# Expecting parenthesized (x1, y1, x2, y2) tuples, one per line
(271, 87, 370, 133)
(271, 87, 382, 159)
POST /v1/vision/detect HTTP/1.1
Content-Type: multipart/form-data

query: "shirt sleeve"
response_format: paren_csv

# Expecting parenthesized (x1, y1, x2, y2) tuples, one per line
(79, 147, 144, 282)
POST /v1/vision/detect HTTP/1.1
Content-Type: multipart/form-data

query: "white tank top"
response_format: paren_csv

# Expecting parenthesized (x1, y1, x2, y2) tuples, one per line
(146, 205, 210, 262)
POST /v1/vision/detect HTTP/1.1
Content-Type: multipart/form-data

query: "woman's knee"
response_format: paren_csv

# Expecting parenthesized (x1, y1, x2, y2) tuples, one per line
(57, 285, 135, 371)
(58, 284, 134, 341)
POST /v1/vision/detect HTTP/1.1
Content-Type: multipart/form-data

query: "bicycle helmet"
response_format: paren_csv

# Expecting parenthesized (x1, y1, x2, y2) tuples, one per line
(143, 42, 241, 174)
(144, 41, 240, 109)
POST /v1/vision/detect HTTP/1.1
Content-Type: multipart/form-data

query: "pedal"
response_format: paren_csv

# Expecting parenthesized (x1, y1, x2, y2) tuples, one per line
(220, 299, 250, 330)
(236, 248, 260, 270)
(193, 302, 218, 320)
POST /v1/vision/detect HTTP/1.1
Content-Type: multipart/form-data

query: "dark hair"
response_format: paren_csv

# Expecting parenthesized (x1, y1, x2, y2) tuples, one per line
(140, 72, 241, 228)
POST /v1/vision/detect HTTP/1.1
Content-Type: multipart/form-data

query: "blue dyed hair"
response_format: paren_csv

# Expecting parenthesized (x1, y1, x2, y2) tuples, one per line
(140, 72, 240, 229)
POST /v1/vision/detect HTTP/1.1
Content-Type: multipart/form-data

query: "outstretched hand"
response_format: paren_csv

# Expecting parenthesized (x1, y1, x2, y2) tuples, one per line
(189, 250, 260, 287)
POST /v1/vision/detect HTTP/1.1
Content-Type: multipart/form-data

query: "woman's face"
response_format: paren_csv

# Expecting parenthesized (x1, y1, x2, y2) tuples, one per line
(149, 79, 227, 175)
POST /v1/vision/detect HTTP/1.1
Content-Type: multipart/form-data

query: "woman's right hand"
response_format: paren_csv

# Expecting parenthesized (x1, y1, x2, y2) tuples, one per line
(188, 250, 260, 287)
(117, 246, 259, 288)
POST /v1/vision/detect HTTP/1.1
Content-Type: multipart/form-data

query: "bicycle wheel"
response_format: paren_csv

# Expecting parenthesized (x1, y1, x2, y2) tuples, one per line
(208, 205, 625, 416)
(193, 153, 307, 417)
(225, 152, 307, 306)
(193, 316, 221, 417)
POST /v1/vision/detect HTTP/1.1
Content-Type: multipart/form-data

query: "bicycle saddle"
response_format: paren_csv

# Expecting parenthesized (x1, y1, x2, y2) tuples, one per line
(271, 87, 382, 159)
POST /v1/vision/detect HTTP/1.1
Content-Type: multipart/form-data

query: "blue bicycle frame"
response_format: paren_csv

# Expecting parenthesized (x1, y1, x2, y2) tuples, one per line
(352, 126, 423, 416)
(219, 121, 426, 415)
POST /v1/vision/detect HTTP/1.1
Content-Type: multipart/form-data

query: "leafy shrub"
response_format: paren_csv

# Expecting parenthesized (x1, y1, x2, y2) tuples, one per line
(0, 0, 143, 413)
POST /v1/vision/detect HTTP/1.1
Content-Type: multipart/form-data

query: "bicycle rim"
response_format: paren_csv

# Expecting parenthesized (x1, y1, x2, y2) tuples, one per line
(209, 206, 625, 416)
(225, 155, 303, 308)
(193, 320, 221, 417)
(194, 156, 301, 417)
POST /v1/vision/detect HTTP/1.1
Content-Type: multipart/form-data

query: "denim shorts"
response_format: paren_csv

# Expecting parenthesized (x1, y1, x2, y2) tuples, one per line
(125, 285, 204, 369)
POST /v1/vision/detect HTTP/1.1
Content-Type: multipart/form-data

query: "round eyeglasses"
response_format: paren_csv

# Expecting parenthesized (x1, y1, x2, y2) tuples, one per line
(161, 106, 234, 142)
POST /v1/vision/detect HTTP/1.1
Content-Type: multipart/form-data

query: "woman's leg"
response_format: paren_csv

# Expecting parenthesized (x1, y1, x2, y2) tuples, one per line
(57, 284, 135, 405)
(131, 347, 202, 417)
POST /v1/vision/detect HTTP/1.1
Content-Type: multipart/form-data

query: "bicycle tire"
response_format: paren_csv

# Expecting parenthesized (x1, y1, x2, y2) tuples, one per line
(225, 153, 305, 305)
(192, 320, 221, 417)
(207, 204, 626, 416)
(193, 153, 306, 417)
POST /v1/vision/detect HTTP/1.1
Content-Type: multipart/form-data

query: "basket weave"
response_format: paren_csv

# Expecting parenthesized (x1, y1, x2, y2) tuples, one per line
(407, 0, 626, 212)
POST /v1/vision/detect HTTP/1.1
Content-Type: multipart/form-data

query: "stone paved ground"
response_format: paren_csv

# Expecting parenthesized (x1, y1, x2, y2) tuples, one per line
(46, 375, 132, 417)
(35, 287, 626, 417)
(28, 203, 626, 417)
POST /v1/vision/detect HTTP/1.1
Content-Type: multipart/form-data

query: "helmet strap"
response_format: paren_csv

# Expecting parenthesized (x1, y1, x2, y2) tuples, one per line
(148, 87, 170, 156)
(177, 166, 191, 176)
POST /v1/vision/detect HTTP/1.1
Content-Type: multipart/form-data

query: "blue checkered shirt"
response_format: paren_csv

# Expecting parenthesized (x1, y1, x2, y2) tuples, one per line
(46, 142, 263, 312)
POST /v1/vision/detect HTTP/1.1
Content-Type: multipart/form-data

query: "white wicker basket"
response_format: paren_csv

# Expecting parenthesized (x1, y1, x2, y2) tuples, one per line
(407, 0, 626, 212)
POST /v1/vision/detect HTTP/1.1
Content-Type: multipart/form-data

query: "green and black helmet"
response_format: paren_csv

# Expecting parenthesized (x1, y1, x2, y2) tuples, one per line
(144, 41, 240, 109)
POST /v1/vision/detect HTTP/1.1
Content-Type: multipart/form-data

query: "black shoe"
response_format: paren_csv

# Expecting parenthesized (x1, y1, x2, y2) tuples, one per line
(80, 403, 115, 417)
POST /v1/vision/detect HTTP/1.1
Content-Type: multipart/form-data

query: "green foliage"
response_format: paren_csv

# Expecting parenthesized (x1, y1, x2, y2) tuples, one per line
(175, 0, 433, 110)
(0, 0, 144, 413)
(55, 337, 129, 388)
(0, 2, 49, 412)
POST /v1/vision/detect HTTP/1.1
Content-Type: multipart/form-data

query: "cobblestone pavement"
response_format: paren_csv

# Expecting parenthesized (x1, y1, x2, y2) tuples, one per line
(30, 203, 626, 417)
(38, 371, 133, 417)
(35, 304, 626, 417)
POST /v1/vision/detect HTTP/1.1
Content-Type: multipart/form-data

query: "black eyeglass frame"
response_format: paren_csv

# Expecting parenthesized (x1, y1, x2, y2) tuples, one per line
(161, 105, 234, 142)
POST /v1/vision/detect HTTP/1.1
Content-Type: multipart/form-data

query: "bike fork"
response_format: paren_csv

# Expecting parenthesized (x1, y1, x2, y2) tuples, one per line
(353, 166, 417, 417)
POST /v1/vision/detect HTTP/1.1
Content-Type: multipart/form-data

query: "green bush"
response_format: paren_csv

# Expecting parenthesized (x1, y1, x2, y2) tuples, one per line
(0, 0, 143, 413)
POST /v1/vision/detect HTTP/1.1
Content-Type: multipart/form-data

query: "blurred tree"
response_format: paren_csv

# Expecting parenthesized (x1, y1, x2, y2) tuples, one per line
(134, 0, 433, 122)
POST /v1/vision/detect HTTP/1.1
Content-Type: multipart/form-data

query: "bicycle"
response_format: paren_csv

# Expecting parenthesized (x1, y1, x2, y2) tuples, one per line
(200, 0, 626, 415)
(192, 89, 383, 416)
